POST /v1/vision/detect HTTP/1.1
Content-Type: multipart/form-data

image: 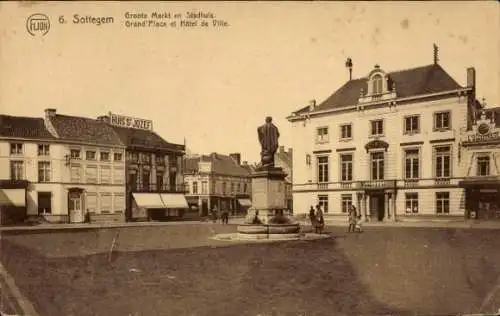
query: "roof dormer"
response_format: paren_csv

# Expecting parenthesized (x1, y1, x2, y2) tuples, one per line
(358, 64, 397, 105)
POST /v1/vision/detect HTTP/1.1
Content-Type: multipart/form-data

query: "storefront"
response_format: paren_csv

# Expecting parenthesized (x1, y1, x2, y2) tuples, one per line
(460, 179, 500, 220)
(131, 192, 189, 220)
(0, 180, 29, 225)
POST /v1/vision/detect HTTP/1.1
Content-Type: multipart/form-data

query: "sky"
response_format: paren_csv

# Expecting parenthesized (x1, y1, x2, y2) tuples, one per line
(0, 1, 498, 163)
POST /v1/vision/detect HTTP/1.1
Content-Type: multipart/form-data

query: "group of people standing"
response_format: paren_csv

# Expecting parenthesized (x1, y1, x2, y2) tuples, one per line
(347, 205, 362, 233)
(210, 206, 230, 224)
(309, 205, 325, 234)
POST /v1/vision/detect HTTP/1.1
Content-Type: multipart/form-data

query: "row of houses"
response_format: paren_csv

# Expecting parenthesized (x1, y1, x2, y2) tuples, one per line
(0, 109, 186, 225)
(0, 108, 293, 225)
(287, 47, 500, 221)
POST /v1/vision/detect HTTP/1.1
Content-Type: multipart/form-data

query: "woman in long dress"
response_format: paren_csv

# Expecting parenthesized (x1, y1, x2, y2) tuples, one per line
(315, 205, 325, 234)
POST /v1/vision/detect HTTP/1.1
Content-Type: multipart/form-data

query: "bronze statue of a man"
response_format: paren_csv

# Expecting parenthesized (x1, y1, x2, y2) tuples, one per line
(257, 116, 280, 169)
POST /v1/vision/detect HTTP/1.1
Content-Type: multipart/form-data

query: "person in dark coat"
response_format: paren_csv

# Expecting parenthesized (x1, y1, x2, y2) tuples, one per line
(309, 206, 316, 226)
(314, 204, 325, 234)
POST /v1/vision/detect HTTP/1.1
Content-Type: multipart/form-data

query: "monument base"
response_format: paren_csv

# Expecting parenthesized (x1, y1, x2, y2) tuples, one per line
(237, 167, 300, 239)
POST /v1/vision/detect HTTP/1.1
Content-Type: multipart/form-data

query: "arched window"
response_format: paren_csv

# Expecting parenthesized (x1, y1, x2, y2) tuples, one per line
(372, 74, 383, 95)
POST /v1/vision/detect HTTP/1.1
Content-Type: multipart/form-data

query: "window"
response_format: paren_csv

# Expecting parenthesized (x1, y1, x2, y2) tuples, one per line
(100, 151, 110, 161)
(114, 152, 123, 162)
(231, 183, 235, 195)
(113, 194, 125, 213)
(370, 120, 384, 136)
(157, 174, 164, 191)
(340, 154, 353, 181)
(477, 155, 490, 176)
(316, 127, 329, 143)
(38, 161, 51, 182)
(70, 165, 81, 183)
(237, 183, 241, 193)
(155, 155, 165, 165)
(10, 161, 24, 180)
(404, 116, 420, 134)
(37, 144, 50, 156)
(37, 192, 52, 214)
(318, 195, 329, 213)
(86, 193, 97, 213)
(142, 170, 150, 189)
(10, 143, 23, 155)
(243, 183, 247, 194)
(100, 193, 112, 213)
(317, 156, 329, 183)
(128, 152, 139, 163)
(85, 165, 98, 183)
(70, 149, 81, 159)
(436, 192, 450, 214)
(100, 166, 111, 184)
(113, 167, 125, 184)
(222, 182, 227, 195)
(371, 152, 384, 180)
(211, 181, 216, 194)
(434, 146, 451, 178)
(434, 111, 451, 130)
(141, 153, 151, 164)
(340, 124, 352, 139)
(405, 193, 419, 214)
(86, 151, 97, 160)
(341, 195, 352, 213)
(404, 149, 420, 179)
(193, 181, 198, 194)
(372, 74, 383, 95)
(68, 191, 81, 211)
(202, 181, 208, 194)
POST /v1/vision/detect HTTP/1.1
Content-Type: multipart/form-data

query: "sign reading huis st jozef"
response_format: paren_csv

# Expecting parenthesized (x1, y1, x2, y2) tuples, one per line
(108, 112, 153, 131)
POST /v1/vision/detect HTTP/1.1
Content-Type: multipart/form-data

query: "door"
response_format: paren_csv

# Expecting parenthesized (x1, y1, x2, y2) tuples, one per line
(370, 194, 385, 221)
(68, 191, 83, 223)
(201, 199, 208, 217)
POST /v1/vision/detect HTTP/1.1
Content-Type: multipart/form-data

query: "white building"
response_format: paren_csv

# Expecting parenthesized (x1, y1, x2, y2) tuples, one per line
(0, 109, 126, 224)
(287, 52, 482, 221)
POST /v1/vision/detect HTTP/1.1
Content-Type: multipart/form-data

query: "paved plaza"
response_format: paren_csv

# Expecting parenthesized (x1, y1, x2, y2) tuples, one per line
(0, 223, 499, 316)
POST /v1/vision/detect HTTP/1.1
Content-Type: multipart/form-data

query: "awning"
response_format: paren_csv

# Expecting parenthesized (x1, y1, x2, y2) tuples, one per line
(132, 193, 165, 209)
(0, 189, 26, 207)
(238, 199, 252, 207)
(185, 196, 199, 205)
(160, 194, 189, 209)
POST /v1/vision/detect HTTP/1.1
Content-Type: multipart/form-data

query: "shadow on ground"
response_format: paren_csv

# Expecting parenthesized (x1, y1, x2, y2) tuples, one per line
(1, 235, 407, 316)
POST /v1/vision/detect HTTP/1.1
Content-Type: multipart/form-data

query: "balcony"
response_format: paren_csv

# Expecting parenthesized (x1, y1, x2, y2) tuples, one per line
(403, 179, 419, 187)
(434, 178, 451, 185)
(359, 180, 397, 190)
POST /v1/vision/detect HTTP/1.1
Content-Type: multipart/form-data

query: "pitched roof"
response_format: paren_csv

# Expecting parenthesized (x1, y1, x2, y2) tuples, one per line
(110, 125, 184, 152)
(49, 114, 124, 146)
(0, 115, 56, 140)
(185, 153, 251, 177)
(293, 64, 463, 114)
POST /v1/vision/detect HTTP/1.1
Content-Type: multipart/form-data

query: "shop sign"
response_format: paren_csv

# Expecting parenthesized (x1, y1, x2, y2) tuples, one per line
(466, 131, 500, 143)
(108, 112, 153, 131)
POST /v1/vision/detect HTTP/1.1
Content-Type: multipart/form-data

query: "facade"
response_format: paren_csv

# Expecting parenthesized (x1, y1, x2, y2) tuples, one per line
(0, 109, 126, 224)
(184, 153, 252, 216)
(458, 107, 500, 219)
(287, 54, 483, 221)
(97, 112, 187, 221)
(274, 146, 293, 211)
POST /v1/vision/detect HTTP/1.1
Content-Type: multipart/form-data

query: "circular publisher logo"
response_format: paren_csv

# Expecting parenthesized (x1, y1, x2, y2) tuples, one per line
(26, 13, 50, 36)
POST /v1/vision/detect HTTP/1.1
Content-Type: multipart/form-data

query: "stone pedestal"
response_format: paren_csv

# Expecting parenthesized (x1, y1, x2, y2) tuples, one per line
(248, 167, 287, 224)
(237, 167, 300, 239)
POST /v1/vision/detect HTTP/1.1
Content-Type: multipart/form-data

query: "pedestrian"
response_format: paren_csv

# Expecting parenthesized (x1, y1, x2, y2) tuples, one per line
(348, 205, 357, 233)
(211, 206, 218, 223)
(355, 212, 363, 233)
(315, 204, 325, 234)
(309, 205, 315, 226)
(223, 209, 229, 224)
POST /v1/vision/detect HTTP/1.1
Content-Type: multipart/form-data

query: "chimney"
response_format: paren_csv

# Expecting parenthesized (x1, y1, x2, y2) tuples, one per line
(288, 148, 293, 156)
(229, 153, 241, 165)
(44, 108, 56, 118)
(467, 67, 476, 89)
(309, 99, 316, 111)
(279, 146, 284, 153)
(96, 115, 109, 123)
(345, 57, 353, 81)
(433, 44, 439, 64)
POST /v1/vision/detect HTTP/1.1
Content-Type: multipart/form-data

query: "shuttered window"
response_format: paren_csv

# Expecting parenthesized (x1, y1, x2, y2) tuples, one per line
(100, 166, 111, 184)
(85, 165, 98, 183)
(86, 193, 98, 213)
(113, 167, 125, 184)
(100, 193, 112, 213)
(113, 194, 125, 213)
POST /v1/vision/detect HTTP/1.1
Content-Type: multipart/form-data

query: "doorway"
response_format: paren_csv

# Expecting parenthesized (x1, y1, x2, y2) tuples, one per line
(370, 193, 385, 221)
(201, 199, 208, 217)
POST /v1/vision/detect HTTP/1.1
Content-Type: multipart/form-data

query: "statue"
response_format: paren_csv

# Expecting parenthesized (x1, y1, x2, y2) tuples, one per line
(257, 116, 280, 169)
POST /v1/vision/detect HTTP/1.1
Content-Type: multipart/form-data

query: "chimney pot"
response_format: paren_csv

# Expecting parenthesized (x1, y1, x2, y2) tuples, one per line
(44, 108, 56, 118)
(309, 99, 316, 111)
(467, 67, 476, 89)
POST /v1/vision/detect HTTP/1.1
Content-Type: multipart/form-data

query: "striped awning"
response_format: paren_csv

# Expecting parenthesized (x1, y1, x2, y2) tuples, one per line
(132, 193, 165, 209)
(160, 194, 189, 209)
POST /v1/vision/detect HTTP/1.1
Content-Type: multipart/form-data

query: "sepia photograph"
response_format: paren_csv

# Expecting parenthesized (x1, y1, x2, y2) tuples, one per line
(0, 1, 499, 315)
